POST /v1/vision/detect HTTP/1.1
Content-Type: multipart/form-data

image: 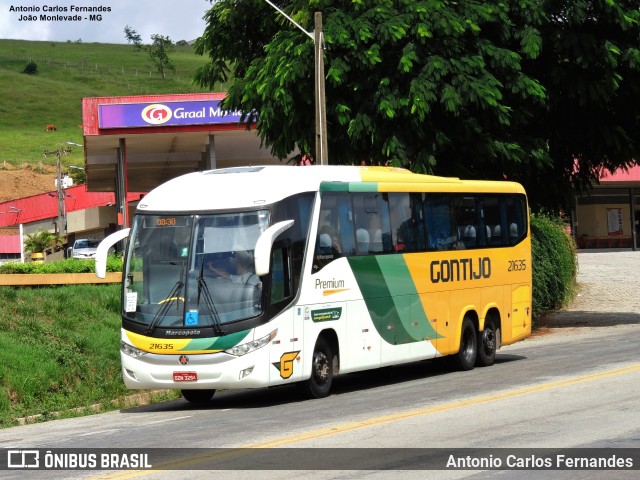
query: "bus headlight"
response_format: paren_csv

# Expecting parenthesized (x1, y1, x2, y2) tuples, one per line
(121, 341, 147, 358)
(225, 330, 277, 357)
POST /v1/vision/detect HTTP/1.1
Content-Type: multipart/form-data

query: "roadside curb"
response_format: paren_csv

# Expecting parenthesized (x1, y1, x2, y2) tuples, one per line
(16, 390, 175, 426)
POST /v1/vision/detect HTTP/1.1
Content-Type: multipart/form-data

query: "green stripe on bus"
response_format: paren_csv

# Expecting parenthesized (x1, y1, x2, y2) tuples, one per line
(179, 329, 251, 352)
(319, 182, 349, 192)
(319, 182, 379, 192)
(348, 182, 379, 192)
(348, 256, 441, 345)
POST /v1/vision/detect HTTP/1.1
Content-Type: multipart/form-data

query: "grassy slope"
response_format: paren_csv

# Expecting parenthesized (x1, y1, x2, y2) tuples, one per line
(0, 284, 179, 427)
(0, 39, 212, 168)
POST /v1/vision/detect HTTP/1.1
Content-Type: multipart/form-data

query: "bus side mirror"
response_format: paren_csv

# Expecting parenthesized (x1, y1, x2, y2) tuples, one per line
(95, 228, 130, 278)
(254, 220, 294, 276)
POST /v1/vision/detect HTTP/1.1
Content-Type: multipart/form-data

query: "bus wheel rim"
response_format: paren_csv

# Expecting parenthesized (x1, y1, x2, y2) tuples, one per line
(313, 351, 330, 384)
(483, 329, 496, 355)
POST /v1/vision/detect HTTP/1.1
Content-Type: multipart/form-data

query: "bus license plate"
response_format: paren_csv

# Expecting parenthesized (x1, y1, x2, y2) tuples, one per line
(173, 372, 198, 382)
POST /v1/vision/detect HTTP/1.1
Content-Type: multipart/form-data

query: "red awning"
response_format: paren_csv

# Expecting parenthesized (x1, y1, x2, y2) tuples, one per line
(600, 165, 640, 182)
(0, 235, 20, 254)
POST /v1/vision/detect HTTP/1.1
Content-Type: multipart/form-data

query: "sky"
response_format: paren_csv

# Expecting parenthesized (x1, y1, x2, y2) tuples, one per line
(0, 0, 210, 44)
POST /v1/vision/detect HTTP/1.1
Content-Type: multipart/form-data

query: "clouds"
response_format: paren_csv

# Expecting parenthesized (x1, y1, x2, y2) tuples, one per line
(0, 0, 209, 44)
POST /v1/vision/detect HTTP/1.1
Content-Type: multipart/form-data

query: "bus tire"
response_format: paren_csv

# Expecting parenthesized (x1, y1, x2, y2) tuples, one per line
(299, 337, 334, 399)
(476, 319, 497, 367)
(452, 317, 477, 371)
(181, 389, 215, 403)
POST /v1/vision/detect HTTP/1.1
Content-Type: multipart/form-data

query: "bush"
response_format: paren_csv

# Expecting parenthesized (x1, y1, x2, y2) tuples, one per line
(0, 255, 123, 274)
(531, 214, 578, 324)
(22, 61, 38, 75)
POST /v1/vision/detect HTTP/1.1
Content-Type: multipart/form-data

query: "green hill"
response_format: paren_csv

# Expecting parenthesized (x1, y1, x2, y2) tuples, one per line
(0, 39, 216, 170)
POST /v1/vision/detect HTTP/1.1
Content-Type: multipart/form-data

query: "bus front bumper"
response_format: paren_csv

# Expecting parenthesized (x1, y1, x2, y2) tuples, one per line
(120, 349, 271, 390)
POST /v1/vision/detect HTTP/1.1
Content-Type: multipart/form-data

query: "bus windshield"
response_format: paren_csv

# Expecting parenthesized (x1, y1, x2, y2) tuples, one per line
(123, 211, 270, 333)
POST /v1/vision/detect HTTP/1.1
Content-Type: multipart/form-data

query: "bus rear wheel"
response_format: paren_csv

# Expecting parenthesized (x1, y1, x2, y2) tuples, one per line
(181, 389, 216, 403)
(452, 317, 477, 371)
(299, 337, 334, 399)
(476, 319, 497, 367)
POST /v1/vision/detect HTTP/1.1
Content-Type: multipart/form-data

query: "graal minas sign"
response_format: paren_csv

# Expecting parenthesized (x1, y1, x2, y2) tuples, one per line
(97, 100, 248, 129)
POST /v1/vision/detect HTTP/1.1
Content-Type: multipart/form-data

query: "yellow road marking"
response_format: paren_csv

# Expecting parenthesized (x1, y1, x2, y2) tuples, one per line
(90, 363, 640, 478)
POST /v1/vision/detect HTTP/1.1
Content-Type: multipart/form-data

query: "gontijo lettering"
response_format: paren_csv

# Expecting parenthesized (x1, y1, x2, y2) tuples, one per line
(430, 257, 491, 283)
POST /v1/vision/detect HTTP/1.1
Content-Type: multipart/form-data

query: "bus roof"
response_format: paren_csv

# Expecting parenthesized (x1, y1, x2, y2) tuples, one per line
(137, 165, 526, 213)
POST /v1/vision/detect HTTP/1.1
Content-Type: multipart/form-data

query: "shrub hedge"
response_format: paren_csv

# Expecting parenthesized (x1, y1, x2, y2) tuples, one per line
(530, 214, 578, 325)
(0, 255, 123, 274)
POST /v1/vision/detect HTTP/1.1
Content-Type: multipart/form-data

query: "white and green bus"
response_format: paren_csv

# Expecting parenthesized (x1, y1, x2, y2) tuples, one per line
(96, 165, 531, 402)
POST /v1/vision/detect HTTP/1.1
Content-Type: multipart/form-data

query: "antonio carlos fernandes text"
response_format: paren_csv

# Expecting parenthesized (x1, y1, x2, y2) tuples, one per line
(446, 454, 634, 469)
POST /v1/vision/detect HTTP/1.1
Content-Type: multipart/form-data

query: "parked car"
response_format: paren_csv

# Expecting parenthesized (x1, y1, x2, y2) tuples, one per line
(68, 239, 100, 259)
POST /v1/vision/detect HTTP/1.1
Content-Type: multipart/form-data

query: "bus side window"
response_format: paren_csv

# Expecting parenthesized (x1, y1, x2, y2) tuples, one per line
(455, 196, 479, 249)
(313, 192, 354, 269)
(352, 193, 391, 255)
(374, 194, 393, 253)
(313, 227, 338, 271)
(352, 194, 371, 255)
(482, 196, 505, 246)
(507, 195, 527, 245)
(424, 194, 457, 250)
(270, 245, 291, 303)
(389, 193, 424, 252)
(336, 194, 356, 255)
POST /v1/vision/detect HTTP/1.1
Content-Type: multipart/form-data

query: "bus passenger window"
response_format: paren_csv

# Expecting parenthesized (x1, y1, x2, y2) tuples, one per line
(270, 247, 290, 303)
(389, 193, 424, 252)
(352, 193, 392, 254)
(455, 196, 478, 249)
(507, 196, 527, 245)
(424, 194, 457, 250)
(313, 226, 342, 271)
(482, 196, 506, 246)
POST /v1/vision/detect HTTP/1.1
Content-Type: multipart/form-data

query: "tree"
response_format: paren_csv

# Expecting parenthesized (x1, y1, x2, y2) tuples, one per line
(124, 25, 143, 51)
(194, 0, 640, 210)
(146, 34, 176, 80)
(24, 229, 63, 255)
(523, 0, 640, 206)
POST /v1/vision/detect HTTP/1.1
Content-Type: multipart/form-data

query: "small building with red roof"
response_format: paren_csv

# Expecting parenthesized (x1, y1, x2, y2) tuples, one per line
(574, 166, 639, 250)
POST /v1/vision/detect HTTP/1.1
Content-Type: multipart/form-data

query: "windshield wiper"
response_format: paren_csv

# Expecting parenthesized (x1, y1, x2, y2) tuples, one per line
(145, 280, 183, 336)
(197, 261, 225, 336)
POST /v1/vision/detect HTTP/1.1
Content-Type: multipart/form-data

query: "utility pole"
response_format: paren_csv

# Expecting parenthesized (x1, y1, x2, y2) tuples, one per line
(262, 2, 328, 165)
(43, 147, 71, 236)
(314, 12, 328, 166)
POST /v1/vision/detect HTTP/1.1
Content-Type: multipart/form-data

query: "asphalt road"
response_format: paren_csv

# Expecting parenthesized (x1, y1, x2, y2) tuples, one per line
(1, 251, 639, 479)
(1, 321, 639, 479)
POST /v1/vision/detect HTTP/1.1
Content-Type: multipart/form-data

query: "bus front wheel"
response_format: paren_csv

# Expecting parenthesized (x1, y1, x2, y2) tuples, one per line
(452, 317, 477, 371)
(181, 389, 216, 403)
(299, 337, 334, 399)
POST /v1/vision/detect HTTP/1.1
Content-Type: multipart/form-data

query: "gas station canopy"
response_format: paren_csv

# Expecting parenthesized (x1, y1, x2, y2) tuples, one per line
(81, 93, 290, 193)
